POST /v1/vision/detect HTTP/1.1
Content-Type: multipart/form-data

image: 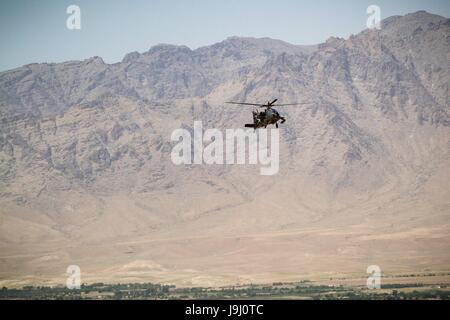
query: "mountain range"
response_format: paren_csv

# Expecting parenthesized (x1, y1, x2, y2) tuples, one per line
(0, 10, 449, 287)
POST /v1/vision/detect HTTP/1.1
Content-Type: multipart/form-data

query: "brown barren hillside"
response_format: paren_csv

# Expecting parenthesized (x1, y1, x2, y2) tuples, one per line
(0, 11, 449, 287)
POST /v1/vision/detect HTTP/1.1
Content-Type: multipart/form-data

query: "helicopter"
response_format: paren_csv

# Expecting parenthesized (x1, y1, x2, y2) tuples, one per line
(226, 99, 302, 129)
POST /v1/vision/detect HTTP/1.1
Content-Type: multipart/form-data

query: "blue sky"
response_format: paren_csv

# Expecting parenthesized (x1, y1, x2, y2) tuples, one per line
(1, 0, 449, 71)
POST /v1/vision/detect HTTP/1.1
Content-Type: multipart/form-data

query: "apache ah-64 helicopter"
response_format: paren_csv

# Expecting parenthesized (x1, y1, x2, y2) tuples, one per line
(226, 98, 303, 129)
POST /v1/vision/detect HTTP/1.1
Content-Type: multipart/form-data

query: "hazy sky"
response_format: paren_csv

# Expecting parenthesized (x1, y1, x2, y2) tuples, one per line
(1, 0, 449, 71)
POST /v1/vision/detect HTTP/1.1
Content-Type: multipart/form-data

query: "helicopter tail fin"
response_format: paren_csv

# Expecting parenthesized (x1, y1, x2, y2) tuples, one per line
(245, 124, 255, 128)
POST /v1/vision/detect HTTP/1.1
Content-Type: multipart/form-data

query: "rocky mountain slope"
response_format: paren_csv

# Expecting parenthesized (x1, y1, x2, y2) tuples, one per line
(0, 11, 449, 287)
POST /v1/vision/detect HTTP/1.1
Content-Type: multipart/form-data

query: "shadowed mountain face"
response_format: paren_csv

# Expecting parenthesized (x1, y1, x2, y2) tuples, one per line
(0, 11, 449, 287)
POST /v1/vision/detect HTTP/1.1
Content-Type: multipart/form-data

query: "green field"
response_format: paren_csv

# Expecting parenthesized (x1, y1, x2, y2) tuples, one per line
(1, 280, 449, 300)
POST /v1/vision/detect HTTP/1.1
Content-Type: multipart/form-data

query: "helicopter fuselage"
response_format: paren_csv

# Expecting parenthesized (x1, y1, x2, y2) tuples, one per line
(252, 108, 282, 128)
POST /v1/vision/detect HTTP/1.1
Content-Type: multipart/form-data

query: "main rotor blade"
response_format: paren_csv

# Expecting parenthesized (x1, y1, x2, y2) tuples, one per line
(271, 102, 315, 106)
(269, 99, 278, 105)
(226, 102, 263, 106)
